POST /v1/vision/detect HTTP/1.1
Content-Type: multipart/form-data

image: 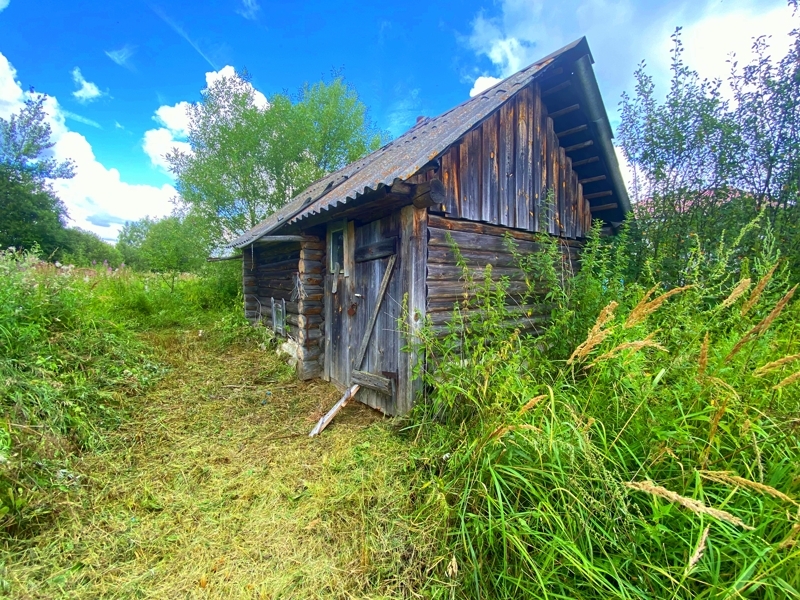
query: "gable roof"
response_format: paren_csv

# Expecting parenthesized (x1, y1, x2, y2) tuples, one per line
(231, 37, 629, 249)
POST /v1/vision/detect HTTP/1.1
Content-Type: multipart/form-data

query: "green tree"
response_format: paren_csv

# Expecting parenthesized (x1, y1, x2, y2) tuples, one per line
(117, 212, 211, 289)
(116, 218, 154, 270)
(166, 72, 384, 241)
(1, 93, 77, 255)
(0, 165, 67, 256)
(60, 228, 122, 267)
(0, 94, 74, 184)
(618, 22, 800, 282)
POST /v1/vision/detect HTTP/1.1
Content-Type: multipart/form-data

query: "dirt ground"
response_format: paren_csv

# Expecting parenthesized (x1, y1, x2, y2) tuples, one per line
(5, 331, 437, 599)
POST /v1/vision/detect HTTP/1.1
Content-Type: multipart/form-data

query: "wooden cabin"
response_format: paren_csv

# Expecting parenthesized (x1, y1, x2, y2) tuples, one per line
(230, 38, 630, 416)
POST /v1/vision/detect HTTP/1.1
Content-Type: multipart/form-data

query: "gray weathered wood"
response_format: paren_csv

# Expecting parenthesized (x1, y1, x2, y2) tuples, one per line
(353, 253, 396, 370)
(309, 384, 360, 437)
(254, 235, 308, 243)
(398, 205, 426, 415)
(515, 85, 532, 230)
(352, 370, 392, 395)
(571, 156, 600, 167)
(354, 237, 397, 263)
(498, 100, 516, 227)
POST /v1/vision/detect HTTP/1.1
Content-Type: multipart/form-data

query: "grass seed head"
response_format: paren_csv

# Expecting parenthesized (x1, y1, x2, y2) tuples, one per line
(519, 394, 547, 414)
(567, 301, 618, 365)
(685, 526, 710, 575)
(586, 334, 667, 369)
(727, 284, 797, 360)
(753, 353, 800, 378)
(625, 285, 692, 328)
(773, 370, 800, 390)
(625, 480, 754, 530)
(699, 332, 710, 376)
(721, 278, 751, 309)
(741, 263, 779, 317)
(699, 470, 798, 506)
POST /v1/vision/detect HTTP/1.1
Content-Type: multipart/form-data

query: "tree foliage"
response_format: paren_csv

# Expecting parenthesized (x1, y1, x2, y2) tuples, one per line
(0, 94, 74, 184)
(59, 228, 122, 268)
(619, 22, 800, 282)
(0, 165, 67, 257)
(116, 212, 212, 289)
(167, 73, 385, 240)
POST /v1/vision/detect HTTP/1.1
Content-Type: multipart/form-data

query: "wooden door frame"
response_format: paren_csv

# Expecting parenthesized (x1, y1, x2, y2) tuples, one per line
(323, 219, 355, 387)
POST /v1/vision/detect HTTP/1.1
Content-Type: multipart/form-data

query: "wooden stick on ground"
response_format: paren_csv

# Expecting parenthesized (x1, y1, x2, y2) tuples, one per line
(309, 384, 360, 437)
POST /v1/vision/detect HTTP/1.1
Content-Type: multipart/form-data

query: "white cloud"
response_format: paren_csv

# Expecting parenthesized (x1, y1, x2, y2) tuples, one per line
(237, 0, 260, 20)
(71, 67, 104, 103)
(105, 44, 136, 70)
(143, 126, 191, 172)
(462, 0, 795, 114)
(142, 100, 193, 172)
(669, 4, 795, 91)
(0, 52, 174, 240)
(61, 110, 101, 128)
(142, 65, 270, 171)
(154, 101, 192, 137)
(204, 65, 269, 109)
(469, 75, 502, 97)
(0, 0, 8, 12)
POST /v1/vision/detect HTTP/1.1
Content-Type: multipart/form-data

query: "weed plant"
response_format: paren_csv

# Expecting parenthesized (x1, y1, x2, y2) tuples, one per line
(408, 216, 800, 599)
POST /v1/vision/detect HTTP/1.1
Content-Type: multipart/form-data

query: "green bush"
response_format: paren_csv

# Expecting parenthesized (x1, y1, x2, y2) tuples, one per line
(409, 217, 800, 599)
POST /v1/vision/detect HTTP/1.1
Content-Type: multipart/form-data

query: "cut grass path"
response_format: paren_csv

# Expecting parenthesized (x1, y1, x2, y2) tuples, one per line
(6, 331, 437, 599)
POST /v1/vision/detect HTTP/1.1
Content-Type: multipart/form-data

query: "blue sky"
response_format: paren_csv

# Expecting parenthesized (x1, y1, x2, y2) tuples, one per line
(0, 0, 793, 240)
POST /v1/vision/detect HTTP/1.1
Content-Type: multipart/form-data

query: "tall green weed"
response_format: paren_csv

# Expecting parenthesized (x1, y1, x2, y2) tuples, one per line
(409, 216, 800, 599)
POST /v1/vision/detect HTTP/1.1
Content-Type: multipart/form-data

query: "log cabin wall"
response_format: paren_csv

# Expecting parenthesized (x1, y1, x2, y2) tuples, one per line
(426, 214, 581, 338)
(413, 82, 592, 239)
(242, 238, 325, 380)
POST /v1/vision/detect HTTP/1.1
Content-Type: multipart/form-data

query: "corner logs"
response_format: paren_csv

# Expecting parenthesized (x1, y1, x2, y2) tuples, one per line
(241, 237, 325, 380)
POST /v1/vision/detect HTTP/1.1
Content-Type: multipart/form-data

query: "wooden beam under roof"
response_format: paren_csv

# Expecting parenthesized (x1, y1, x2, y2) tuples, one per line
(572, 156, 600, 167)
(541, 80, 571, 97)
(549, 104, 580, 119)
(590, 202, 618, 213)
(579, 175, 606, 184)
(556, 124, 588, 138)
(585, 190, 613, 200)
(564, 140, 593, 152)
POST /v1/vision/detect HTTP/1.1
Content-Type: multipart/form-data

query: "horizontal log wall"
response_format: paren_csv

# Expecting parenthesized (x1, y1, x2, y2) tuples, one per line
(426, 214, 580, 337)
(432, 82, 592, 239)
(242, 240, 325, 380)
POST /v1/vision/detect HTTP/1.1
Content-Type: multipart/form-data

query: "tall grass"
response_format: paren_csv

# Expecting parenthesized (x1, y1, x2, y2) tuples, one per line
(0, 250, 246, 532)
(409, 217, 800, 599)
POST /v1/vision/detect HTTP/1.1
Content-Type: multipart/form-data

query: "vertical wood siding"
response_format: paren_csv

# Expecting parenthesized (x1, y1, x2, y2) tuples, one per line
(437, 83, 591, 239)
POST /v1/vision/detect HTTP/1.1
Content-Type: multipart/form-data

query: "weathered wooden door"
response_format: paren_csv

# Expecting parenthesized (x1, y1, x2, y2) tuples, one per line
(323, 206, 429, 415)
(350, 214, 403, 414)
